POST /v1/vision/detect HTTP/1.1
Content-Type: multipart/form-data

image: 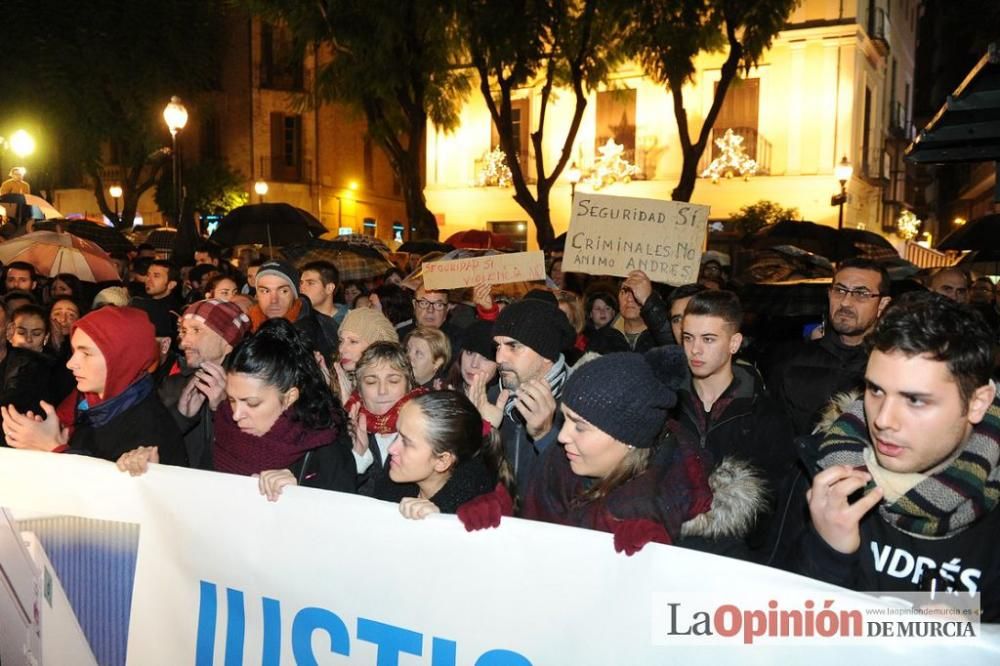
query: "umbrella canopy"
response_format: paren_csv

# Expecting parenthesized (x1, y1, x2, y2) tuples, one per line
(211, 203, 327, 248)
(321, 233, 392, 255)
(751, 220, 898, 262)
(0, 231, 119, 282)
(398, 240, 454, 255)
(938, 213, 1000, 251)
(738, 245, 834, 284)
(281, 240, 394, 282)
(444, 229, 514, 250)
(145, 227, 178, 253)
(33, 219, 135, 254)
(0, 193, 62, 221)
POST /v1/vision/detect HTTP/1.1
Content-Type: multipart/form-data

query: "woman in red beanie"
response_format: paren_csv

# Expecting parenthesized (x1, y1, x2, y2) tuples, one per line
(2, 306, 187, 464)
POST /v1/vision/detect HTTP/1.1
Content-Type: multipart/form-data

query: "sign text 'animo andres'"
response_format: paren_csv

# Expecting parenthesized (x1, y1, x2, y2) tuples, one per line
(422, 251, 545, 290)
(562, 193, 710, 285)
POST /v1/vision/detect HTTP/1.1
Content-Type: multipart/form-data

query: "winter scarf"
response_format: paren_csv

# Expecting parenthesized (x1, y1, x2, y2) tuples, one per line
(248, 298, 303, 332)
(503, 354, 568, 421)
(74, 375, 155, 430)
(817, 397, 1000, 539)
(343, 387, 427, 435)
(212, 400, 334, 476)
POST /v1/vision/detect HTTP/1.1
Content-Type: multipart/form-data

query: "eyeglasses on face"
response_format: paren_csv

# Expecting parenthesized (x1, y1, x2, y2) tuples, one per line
(413, 298, 447, 311)
(828, 285, 882, 301)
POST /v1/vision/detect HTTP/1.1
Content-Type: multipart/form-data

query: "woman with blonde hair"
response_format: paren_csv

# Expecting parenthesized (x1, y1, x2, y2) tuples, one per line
(404, 326, 451, 389)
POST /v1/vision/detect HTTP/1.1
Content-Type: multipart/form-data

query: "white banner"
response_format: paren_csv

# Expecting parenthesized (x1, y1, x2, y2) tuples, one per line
(0, 449, 998, 665)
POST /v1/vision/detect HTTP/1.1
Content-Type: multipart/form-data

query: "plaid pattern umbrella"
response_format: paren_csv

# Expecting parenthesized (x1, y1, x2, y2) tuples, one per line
(146, 227, 178, 252)
(325, 233, 392, 255)
(281, 240, 394, 282)
(0, 231, 119, 282)
(34, 219, 135, 254)
(751, 220, 898, 262)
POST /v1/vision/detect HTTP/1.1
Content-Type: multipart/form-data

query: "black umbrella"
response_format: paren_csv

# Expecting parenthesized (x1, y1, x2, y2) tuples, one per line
(751, 220, 898, 262)
(938, 213, 1000, 251)
(210, 203, 327, 248)
(397, 240, 454, 255)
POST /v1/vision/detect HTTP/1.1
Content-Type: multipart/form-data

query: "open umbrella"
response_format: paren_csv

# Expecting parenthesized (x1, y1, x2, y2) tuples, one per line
(445, 229, 514, 250)
(145, 227, 178, 254)
(0, 231, 119, 282)
(211, 203, 327, 249)
(0, 193, 62, 222)
(281, 240, 394, 282)
(398, 240, 454, 255)
(751, 220, 897, 262)
(320, 233, 392, 255)
(33, 219, 135, 254)
(938, 213, 1000, 251)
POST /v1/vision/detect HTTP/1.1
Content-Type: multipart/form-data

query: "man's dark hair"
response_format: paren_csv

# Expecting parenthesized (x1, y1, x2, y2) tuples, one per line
(301, 260, 340, 287)
(248, 258, 267, 269)
(137, 242, 156, 253)
(150, 259, 180, 284)
(836, 257, 891, 295)
(871, 291, 994, 406)
(667, 283, 707, 310)
(10, 303, 49, 333)
(189, 263, 218, 287)
(195, 242, 222, 261)
(373, 283, 413, 326)
(2, 290, 37, 313)
(131, 256, 155, 276)
(684, 289, 742, 331)
(5, 261, 36, 281)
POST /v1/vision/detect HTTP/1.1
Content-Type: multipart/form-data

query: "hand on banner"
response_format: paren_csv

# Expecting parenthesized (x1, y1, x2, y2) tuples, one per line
(117, 446, 159, 476)
(257, 469, 298, 502)
(612, 518, 671, 556)
(472, 282, 494, 311)
(806, 464, 883, 554)
(457, 483, 514, 531)
(2, 401, 68, 451)
(348, 403, 370, 456)
(513, 378, 556, 440)
(621, 270, 653, 306)
(467, 373, 507, 428)
(399, 497, 441, 520)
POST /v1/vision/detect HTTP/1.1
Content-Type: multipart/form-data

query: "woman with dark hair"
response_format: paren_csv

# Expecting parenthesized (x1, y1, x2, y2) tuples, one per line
(582, 289, 630, 355)
(459, 347, 765, 556)
(118, 318, 355, 498)
(370, 282, 414, 331)
(375, 390, 511, 519)
(48, 273, 83, 305)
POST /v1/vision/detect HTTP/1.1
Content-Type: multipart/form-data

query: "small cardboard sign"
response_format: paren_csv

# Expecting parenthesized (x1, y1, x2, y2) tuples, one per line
(562, 192, 710, 285)
(422, 251, 546, 290)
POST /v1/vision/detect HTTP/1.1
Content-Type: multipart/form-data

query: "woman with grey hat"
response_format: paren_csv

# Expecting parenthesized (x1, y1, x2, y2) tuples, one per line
(459, 346, 766, 556)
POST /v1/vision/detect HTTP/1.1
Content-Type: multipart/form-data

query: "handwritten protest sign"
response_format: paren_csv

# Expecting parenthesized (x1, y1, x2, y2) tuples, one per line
(422, 250, 546, 290)
(562, 192, 710, 285)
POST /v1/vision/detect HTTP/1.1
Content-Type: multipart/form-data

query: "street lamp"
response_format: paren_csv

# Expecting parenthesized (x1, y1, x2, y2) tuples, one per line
(832, 155, 853, 230)
(163, 96, 189, 226)
(109, 185, 123, 225)
(254, 180, 268, 203)
(566, 162, 582, 201)
(9, 130, 35, 158)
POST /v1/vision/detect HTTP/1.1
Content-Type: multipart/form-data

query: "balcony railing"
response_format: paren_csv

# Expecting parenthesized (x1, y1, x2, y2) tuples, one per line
(888, 101, 913, 140)
(697, 126, 772, 176)
(866, 6, 890, 55)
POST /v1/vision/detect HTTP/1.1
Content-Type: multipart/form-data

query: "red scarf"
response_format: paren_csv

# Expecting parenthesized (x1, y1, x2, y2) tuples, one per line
(343, 388, 427, 435)
(212, 400, 335, 476)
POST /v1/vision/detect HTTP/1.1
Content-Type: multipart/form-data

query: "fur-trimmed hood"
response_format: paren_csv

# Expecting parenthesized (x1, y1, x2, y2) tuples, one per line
(813, 390, 863, 435)
(680, 457, 767, 540)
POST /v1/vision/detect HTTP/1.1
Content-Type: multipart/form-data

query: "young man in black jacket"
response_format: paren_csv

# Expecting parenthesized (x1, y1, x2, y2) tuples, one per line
(795, 292, 1000, 621)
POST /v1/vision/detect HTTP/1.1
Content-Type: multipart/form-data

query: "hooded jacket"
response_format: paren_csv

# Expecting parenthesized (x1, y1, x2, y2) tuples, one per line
(57, 306, 186, 465)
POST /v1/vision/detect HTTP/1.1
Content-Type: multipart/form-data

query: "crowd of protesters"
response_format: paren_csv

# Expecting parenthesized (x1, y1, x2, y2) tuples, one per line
(2, 239, 999, 621)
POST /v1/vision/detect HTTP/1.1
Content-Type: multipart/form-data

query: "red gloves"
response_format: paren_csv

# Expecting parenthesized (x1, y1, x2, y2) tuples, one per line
(613, 518, 672, 556)
(457, 483, 514, 531)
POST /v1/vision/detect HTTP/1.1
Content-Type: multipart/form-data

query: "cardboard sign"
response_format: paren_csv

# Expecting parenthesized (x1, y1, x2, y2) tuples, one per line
(422, 250, 546, 290)
(562, 192, 710, 285)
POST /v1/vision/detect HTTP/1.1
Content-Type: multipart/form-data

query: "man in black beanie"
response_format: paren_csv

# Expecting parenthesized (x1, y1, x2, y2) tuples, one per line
(485, 295, 577, 493)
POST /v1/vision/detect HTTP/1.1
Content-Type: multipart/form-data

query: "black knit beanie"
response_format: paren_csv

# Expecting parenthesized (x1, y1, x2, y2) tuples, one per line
(460, 319, 496, 359)
(562, 346, 689, 448)
(493, 297, 576, 362)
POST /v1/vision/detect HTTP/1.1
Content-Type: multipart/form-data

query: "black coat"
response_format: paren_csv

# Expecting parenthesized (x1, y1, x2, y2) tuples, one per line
(0, 346, 53, 447)
(68, 391, 188, 466)
(158, 371, 215, 471)
(765, 328, 870, 436)
(373, 457, 496, 513)
(357, 432, 390, 496)
(288, 430, 357, 493)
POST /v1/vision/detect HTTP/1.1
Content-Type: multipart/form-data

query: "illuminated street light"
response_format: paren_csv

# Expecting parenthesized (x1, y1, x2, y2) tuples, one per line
(109, 185, 123, 225)
(254, 180, 269, 203)
(163, 96, 189, 225)
(9, 130, 35, 157)
(832, 155, 853, 230)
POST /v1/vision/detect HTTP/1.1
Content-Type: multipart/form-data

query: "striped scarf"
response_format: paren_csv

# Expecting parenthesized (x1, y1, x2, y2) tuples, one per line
(503, 354, 568, 420)
(817, 397, 1000, 539)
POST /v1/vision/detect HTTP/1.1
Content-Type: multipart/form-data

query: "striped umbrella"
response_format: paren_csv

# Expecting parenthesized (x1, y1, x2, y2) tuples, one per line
(34, 219, 135, 254)
(0, 231, 119, 282)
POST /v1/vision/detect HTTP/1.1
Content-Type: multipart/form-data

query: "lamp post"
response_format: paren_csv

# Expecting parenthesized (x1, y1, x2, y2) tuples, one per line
(566, 162, 581, 202)
(833, 155, 853, 230)
(163, 96, 188, 226)
(109, 185, 123, 225)
(254, 180, 268, 203)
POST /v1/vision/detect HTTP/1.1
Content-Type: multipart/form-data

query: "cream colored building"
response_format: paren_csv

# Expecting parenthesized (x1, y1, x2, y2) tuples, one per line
(426, 0, 920, 249)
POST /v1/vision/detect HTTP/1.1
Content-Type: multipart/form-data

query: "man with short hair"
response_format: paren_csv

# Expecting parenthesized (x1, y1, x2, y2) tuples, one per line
(404, 283, 467, 351)
(3, 261, 36, 294)
(928, 266, 969, 303)
(794, 291, 1000, 620)
(144, 260, 179, 301)
(159, 299, 251, 469)
(767, 258, 892, 436)
(667, 283, 708, 345)
(193, 243, 221, 267)
(481, 296, 576, 492)
(673, 290, 795, 534)
(249, 260, 334, 359)
(0, 167, 30, 195)
(299, 260, 347, 355)
(605, 270, 673, 352)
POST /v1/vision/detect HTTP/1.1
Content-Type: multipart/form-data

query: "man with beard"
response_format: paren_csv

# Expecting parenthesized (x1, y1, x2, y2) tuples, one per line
(766, 258, 892, 436)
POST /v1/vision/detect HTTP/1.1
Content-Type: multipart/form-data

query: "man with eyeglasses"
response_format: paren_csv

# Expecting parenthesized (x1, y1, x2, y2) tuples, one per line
(766, 258, 892, 436)
(406, 284, 467, 352)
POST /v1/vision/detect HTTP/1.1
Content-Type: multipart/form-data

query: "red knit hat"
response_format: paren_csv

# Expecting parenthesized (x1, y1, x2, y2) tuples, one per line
(72, 306, 158, 403)
(182, 299, 251, 347)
